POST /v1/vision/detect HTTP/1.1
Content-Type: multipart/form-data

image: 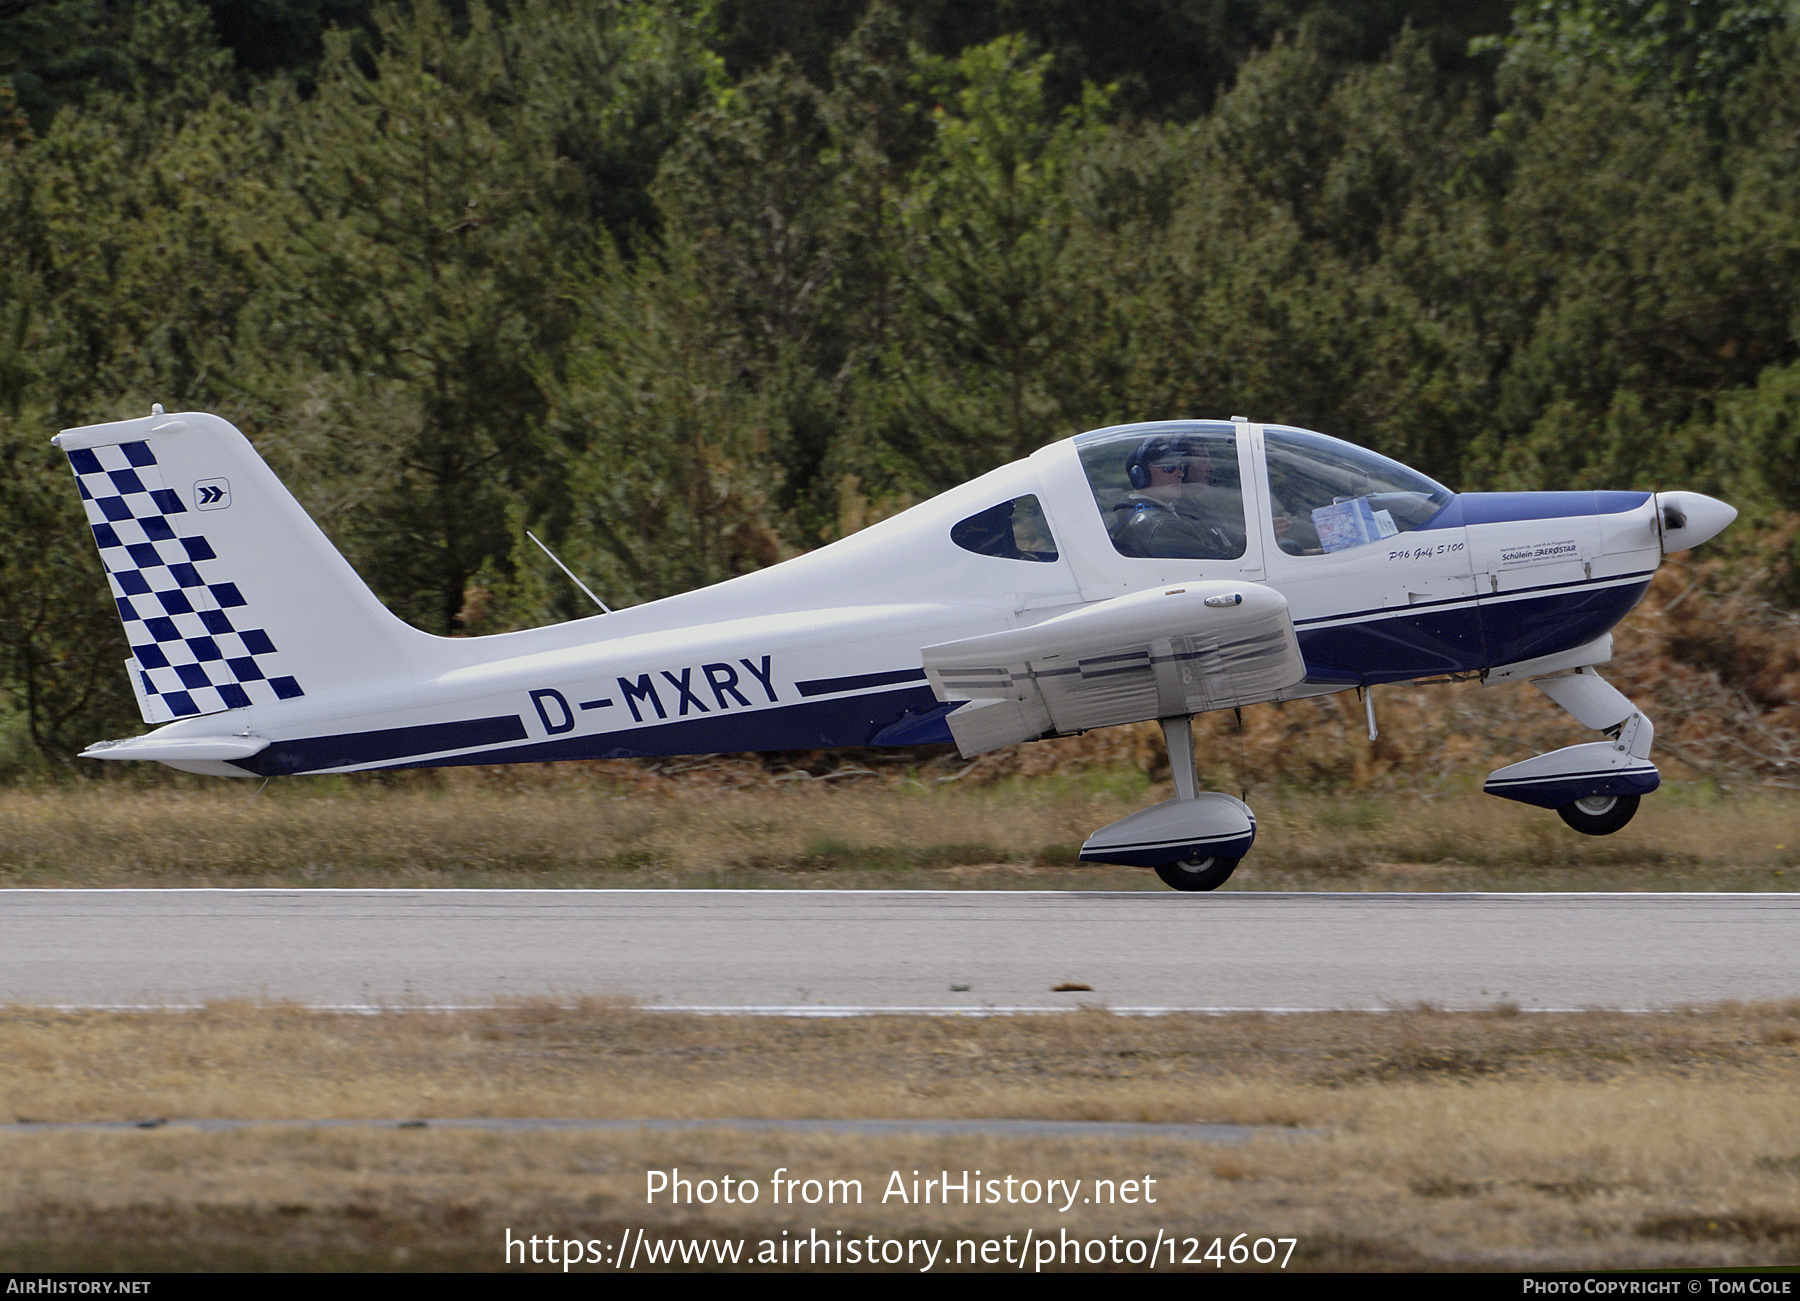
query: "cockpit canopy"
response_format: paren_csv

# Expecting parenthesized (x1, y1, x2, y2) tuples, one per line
(1074, 421, 1452, 561)
(943, 419, 1454, 572)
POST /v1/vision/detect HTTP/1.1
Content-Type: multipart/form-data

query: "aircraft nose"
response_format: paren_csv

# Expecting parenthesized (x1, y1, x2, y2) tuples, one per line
(1654, 491, 1737, 554)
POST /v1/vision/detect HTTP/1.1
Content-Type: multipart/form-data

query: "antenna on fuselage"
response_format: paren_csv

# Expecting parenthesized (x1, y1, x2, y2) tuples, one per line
(525, 531, 612, 614)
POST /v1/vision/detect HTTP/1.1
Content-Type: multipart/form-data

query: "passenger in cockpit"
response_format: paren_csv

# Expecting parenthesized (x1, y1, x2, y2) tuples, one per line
(1109, 435, 1237, 560)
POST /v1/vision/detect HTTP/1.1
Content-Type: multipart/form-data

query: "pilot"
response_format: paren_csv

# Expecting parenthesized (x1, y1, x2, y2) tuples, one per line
(1110, 436, 1237, 560)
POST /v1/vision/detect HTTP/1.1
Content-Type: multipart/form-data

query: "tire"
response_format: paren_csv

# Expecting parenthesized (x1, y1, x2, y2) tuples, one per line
(1154, 855, 1239, 892)
(1556, 793, 1640, 836)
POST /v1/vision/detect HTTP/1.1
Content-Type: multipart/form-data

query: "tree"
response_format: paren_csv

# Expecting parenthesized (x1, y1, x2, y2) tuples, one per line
(537, 239, 790, 618)
(1488, 0, 1790, 127)
(241, 1, 720, 633)
(0, 1, 256, 764)
(883, 36, 1110, 484)
(0, 415, 142, 765)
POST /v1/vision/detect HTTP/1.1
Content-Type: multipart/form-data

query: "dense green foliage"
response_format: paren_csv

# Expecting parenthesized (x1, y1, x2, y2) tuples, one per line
(1, 0, 1796, 767)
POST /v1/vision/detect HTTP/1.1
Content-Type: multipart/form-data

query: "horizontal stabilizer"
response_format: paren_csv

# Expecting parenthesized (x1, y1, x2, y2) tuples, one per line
(82, 734, 271, 763)
(923, 582, 1304, 755)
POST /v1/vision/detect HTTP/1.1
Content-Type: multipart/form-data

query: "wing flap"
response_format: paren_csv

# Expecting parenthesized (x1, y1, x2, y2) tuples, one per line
(923, 583, 1305, 755)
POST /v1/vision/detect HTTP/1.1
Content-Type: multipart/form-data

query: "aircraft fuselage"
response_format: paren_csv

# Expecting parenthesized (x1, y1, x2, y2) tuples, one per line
(58, 413, 1734, 794)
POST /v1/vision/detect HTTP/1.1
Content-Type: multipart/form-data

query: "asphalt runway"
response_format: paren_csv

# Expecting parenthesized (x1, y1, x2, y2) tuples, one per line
(3, 889, 1798, 1012)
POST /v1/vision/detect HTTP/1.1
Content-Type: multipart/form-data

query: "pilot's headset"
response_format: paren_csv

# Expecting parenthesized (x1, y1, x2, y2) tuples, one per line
(1127, 436, 1202, 490)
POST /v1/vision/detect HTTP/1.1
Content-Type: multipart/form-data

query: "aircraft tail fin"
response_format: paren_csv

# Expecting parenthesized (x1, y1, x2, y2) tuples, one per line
(56, 409, 436, 724)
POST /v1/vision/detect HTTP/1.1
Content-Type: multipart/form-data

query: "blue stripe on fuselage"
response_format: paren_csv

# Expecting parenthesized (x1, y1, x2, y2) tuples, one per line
(235, 713, 530, 776)
(1295, 574, 1651, 686)
(796, 667, 928, 697)
(1479, 574, 1651, 667)
(1297, 601, 1485, 684)
(230, 685, 956, 775)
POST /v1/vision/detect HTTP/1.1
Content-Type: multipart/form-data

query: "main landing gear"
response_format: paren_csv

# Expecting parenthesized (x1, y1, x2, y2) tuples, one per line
(1483, 667, 1659, 834)
(1078, 715, 1252, 891)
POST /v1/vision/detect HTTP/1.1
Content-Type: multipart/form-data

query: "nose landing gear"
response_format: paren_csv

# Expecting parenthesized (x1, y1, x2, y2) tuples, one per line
(1484, 667, 1658, 834)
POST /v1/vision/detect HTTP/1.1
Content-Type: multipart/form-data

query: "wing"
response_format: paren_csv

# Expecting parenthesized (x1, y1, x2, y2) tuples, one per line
(922, 582, 1305, 756)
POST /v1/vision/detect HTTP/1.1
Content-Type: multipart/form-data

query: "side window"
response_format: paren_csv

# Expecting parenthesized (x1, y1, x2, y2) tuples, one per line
(1263, 427, 1453, 556)
(951, 494, 1059, 562)
(1075, 424, 1246, 561)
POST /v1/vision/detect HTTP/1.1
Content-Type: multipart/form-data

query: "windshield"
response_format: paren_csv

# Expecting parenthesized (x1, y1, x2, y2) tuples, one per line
(1262, 426, 1452, 556)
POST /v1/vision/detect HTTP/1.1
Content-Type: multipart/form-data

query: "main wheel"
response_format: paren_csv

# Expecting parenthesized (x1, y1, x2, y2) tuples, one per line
(1154, 855, 1239, 892)
(1556, 793, 1640, 836)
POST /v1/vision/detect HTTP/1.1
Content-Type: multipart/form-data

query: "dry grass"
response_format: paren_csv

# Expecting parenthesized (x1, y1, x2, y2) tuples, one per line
(3, 1002, 1800, 1270)
(0, 772, 1793, 891)
(0, 773, 1148, 888)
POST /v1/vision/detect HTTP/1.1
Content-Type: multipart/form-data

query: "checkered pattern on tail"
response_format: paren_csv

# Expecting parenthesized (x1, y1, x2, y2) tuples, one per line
(66, 439, 304, 723)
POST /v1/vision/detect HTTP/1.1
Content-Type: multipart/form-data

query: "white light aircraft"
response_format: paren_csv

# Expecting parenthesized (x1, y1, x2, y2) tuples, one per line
(58, 409, 1735, 890)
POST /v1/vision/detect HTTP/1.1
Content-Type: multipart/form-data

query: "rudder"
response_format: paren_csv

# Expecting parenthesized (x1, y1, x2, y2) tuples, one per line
(56, 409, 436, 724)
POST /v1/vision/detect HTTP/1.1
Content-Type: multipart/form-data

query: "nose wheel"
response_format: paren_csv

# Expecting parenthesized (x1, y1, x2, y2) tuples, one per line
(1154, 855, 1239, 892)
(1556, 793, 1640, 836)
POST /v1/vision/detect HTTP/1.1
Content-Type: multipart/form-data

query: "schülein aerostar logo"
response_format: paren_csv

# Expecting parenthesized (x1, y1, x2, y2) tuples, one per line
(1499, 538, 1578, 568)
